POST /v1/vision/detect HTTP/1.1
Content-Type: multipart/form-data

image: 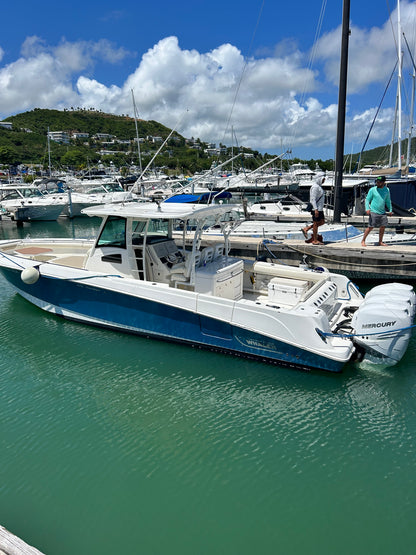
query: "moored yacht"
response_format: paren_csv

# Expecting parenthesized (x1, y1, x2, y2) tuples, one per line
(0, 185, 66, 221)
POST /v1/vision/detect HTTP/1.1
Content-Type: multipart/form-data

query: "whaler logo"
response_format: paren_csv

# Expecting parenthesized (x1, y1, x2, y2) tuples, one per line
(245, 338, 274, 349)
(240, 337, 276, 352)
(361, 321, 396, 329)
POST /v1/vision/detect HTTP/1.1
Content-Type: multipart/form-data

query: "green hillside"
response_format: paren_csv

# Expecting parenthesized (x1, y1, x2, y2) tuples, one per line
(0, 107, 409, 174)
(6, 108, 171, 139)
(0, 108, 263, 174)
(346, 141, 415, 170)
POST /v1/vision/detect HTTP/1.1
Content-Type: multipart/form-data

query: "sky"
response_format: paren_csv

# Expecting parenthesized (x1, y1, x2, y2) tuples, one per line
(1, 0, 416, 160)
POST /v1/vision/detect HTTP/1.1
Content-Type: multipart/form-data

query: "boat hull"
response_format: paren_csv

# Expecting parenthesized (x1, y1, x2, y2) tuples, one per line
(11, 204, 65, 221)
(0, 265, 345, 373)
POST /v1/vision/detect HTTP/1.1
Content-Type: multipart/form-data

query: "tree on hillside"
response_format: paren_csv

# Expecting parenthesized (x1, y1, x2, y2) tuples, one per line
(61, 149, 87, 169)
(0, 146, 19, 165)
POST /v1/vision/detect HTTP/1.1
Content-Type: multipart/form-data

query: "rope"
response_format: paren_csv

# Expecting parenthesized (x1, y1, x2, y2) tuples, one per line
(354, 61, 398, 172)
(51, 274, 123, 281)
(260, 239, 416, 269)
(260, 240, 289, 265)
(0, 253, 122, 280)
(0, 252, 26, 269)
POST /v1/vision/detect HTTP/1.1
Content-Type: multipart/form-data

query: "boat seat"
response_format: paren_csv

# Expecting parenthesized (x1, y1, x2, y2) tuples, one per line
(200, 246, 214, 265)
(145, 239, 187, 283)
(214, 243, 224, 259)
(53, 255, 86, 268)
(14, 246, 54, 256)
(171, 250, 200, 286)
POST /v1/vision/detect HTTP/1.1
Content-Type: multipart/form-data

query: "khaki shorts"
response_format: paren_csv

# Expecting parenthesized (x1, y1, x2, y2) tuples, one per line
(369, 212, 388, 227)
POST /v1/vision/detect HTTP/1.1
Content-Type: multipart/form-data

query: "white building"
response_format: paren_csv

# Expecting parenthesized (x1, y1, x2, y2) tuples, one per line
(72, 132, 89, 139)
(48, 131, 70, 144)
(93, 133, 114, 140)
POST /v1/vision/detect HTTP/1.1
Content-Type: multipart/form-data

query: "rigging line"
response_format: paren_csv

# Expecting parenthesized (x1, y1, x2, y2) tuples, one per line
(386, 1, 399, 56)
(354, 61, 398, 172)
(402, 32, 416, 69)
(386, 0, 403, 165)
(221, 0, 265, 146)
(301, 0, 327, 106)
(402, 29, 416, 119)
(403, 31, 416, 73)
(135, 109, 188, 184)
(287, 0, 327, 152)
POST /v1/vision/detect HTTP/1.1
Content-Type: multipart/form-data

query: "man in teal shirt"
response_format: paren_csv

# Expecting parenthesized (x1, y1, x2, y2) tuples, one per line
(361, 175, 393, 246)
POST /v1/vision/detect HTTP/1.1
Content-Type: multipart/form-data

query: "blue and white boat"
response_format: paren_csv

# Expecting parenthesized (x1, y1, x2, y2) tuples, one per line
(0, 202, 413, 372)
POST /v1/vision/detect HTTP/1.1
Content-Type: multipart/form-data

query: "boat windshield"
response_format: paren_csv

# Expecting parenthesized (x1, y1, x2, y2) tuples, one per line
(132, 218, 170, 244)
(97, 216, 126, 248)
(22, 188, 43, 197)
(1, 188, 43, 200)
(1, 190, 24, 200)
(104, 182, 124, 192)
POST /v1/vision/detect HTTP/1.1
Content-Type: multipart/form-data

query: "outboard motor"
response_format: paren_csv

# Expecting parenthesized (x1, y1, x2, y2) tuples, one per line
(351, 283, 415, 365)
(364, 283, 416, 317)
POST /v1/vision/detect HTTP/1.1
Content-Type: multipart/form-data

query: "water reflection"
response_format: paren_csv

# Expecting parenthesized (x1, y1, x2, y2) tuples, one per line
(0, 215, 101, 241)
(1, 267, 416, 554)
(1, 214, 416, 555)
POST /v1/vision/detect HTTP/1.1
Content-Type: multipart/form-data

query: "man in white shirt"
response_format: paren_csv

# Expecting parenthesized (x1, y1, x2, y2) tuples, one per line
(302, 174, 325, 245)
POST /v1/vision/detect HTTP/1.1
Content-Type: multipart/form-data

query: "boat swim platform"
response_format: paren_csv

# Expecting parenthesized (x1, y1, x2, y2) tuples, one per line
(198, 235, 416, 281)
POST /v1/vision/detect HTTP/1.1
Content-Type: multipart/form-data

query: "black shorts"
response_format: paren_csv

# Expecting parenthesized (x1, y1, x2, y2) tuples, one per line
(369, 212, 388, 227)
(311, 210, 325, 222)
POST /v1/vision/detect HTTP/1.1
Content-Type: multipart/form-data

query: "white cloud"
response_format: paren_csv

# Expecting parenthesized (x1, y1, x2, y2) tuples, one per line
(75, 36, 324, 151)
(1, 4, 415, 158)
(0, 37, 131, 117)
(0, 53, 78, 114)
(20, 36, 48, 58)
(316, 0, 416, 94)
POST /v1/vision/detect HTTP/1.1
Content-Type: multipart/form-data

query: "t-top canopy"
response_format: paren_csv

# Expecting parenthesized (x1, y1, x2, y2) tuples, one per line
(82, 201, 234, 221)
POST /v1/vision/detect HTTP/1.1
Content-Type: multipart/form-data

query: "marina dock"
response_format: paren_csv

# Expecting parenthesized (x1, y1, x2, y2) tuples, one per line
(195, 214, 416, 280)
(0, 525, 45, 555)
(242, 213, 416, 228)
(196, 231, 416, 280)
(2, 212, 416, 280)
(225, 238, 416, 280)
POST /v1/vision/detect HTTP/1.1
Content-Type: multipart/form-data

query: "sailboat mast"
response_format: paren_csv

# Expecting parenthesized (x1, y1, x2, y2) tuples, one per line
(333, 0, 350, 223)
(397, 0, 403, 172)
(47, 126, 52, 177)
(231, 125, 234, 174)
(389, 92, 398, 167)
(406, 68, 415, 168)
(131, 89, 143, 174)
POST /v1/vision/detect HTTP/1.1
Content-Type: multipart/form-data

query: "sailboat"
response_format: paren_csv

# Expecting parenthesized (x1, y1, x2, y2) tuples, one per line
(354, 1, 416, 212)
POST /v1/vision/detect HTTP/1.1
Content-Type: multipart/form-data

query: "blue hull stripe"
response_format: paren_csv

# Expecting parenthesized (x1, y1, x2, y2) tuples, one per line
(0, 267, 344, 373)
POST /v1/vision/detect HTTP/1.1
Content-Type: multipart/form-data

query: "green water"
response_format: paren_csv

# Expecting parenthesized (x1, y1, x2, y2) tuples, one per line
(1, 219, 415, 555)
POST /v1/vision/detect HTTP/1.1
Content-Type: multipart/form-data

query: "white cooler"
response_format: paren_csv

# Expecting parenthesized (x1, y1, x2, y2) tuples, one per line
(267, 277, 308, 305)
